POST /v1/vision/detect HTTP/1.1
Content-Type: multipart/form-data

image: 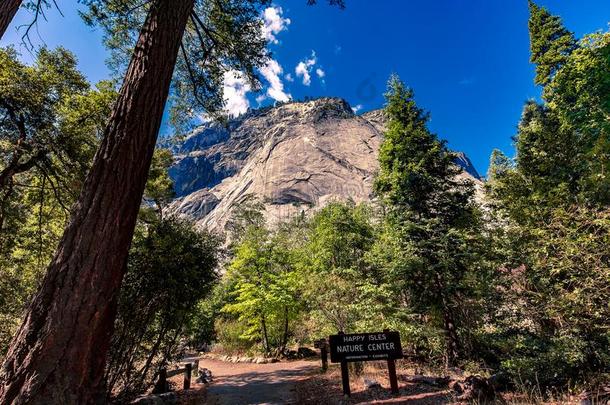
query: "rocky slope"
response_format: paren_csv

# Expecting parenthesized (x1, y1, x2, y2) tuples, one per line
(167, 98, 482, 232)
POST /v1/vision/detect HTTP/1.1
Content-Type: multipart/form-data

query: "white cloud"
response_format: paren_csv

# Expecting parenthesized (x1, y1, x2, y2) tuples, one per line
(352, 104, 363, 114)
(259, 59, 291, 102)
(315, 68, 325, 78)
(223, 70, 251, 117)
(295, 63, 311, 86)
(285, 73, 294, 82)
(262, 6, 290, 44)
(256, 94, 267, 104)
(295, 51, 317, 86)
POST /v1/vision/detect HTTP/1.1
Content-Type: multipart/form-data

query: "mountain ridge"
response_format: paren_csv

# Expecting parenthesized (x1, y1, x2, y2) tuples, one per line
(167, 97, 482, 232)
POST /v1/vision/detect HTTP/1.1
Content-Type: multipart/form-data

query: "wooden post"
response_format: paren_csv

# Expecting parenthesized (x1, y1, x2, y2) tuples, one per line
(184, 363, 192, 390)
(321, 342, 328, 372)
(338, 331, 350, 397)
(340, 360, 350, 397)
(384, 329, 399, 394)
(153, 368, 168, 394)
(387, 358, 399, 394)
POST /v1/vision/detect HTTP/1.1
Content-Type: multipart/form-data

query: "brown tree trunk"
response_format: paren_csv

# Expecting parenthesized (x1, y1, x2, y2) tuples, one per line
(0, 0, 194, 403)
(261, 314, 270, 354)
(281, 305, 289, 353)
(0, 0, 21, 40)
(435, 273, 460, 368)
(442, 305, 460, 368)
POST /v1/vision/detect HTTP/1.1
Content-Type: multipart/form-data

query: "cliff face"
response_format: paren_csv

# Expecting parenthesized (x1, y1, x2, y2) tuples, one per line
(167, 98, 482, 231)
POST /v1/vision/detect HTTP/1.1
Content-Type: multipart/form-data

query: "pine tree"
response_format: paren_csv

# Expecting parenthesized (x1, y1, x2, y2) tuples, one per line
(374, 75, 485, 367)
(487, 7, 610, 386)
(515, 101, 582, 204)
(528, 0, 578, 86)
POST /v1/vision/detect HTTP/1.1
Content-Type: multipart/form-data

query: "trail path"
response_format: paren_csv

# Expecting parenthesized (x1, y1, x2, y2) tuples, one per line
(199, 358, 318, 405)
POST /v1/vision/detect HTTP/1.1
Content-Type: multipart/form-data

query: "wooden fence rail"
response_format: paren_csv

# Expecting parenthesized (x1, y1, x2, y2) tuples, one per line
(153, 360, 199, 394)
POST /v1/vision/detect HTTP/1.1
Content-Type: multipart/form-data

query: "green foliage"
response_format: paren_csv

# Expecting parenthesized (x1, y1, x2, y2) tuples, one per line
(143, 148, 176, 216)
(0, 47, 96, 181)
(185, 282, 234, 348)
(483, 207, 610, 387)
(299, 202, 393, 335)
(105, 218, 220, 401)
(215, 201, 396, 354)
(528, 1, 577, 86)
(222, 215, 302, 354)
(547, 32, 610, 204)
(486, 5, 610, 389)
(80, 0, 271, 131)
(224, 194, 266, 243)
(2, 1, 607, 396)
(373, 74, 489, 367)
(213, 318, 256, 354)
(0, 47, 117, 354)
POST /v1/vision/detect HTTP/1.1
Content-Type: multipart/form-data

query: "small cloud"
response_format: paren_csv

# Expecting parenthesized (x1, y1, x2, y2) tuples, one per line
(352, 104, 363, 114)
(256, 94, 267, 104)
(262, 6, 291, 44)
(334, 45, 342, 54)
(315, 68, 325, 78)
(223, 70, 251, 117)
(459, 77, 475, 86)
(285, 73, 294, 82)
(295, 51, 319, 86)
(295, 62, 310, 85)
(259, 58, 291, 102)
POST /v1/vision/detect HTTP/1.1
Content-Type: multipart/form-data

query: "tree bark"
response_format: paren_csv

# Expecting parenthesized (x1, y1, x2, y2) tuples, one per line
(435, 273, 460, 368)
(0, 148, 46, 189)
(442, 305, 460, 368)
(261, 314, 270, 354)
(0, 0, 21, 40)
(281, 305, 289, 353)
(0, 0, 194, 403)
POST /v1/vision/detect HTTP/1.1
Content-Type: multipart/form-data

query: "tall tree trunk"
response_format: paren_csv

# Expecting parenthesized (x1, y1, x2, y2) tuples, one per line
(261, 314, 270, 355)
(0, 0, 21, 40)
(281, 305, 289, 353)
(0, 1, 194, 403)
(442, 304, 460, 368)
(435, 273, 459, 368)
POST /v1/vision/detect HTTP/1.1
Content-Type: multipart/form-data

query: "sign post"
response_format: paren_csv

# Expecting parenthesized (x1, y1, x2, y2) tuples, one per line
(314, 338, 329, 372)
(329, 330, 403, 397)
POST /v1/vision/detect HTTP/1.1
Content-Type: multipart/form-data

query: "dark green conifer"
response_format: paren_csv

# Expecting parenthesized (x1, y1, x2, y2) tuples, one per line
(528, 0, 578, 86)
(375, 75, 485, 367)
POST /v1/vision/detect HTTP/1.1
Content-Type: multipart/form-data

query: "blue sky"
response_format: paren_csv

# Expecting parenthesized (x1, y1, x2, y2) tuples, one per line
(1, 1, 609, 175)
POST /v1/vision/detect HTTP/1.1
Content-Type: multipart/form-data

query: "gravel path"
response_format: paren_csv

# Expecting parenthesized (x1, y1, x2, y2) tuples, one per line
(199, 358, 318, 405)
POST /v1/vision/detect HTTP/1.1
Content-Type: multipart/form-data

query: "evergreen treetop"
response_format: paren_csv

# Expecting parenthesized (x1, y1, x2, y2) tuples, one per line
(528, 0, 578, 86)
(374, 74, 466, 219)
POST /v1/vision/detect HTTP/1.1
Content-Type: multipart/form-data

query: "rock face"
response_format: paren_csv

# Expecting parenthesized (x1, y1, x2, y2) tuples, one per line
(167, 97, 482, 232)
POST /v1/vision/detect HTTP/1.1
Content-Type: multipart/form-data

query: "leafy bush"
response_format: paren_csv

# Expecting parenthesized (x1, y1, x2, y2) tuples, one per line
(104, 218, 219, 402)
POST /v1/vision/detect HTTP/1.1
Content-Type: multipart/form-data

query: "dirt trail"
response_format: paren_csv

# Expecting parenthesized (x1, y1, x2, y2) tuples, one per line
(200, 358, 318, 405)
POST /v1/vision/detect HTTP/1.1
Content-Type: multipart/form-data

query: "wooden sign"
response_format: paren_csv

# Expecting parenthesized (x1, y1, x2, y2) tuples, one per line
(328, 330, 402, 396)
(329, 331, 403, 363)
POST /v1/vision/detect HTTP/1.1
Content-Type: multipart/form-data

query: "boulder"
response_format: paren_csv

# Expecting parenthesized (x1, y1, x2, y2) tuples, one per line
(297, 347, 317, 358)
(196, 368, 213, 384)
(456, 375, 497, 403)
(364, 378, 382, 390)
(405, 375, 450, 387)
